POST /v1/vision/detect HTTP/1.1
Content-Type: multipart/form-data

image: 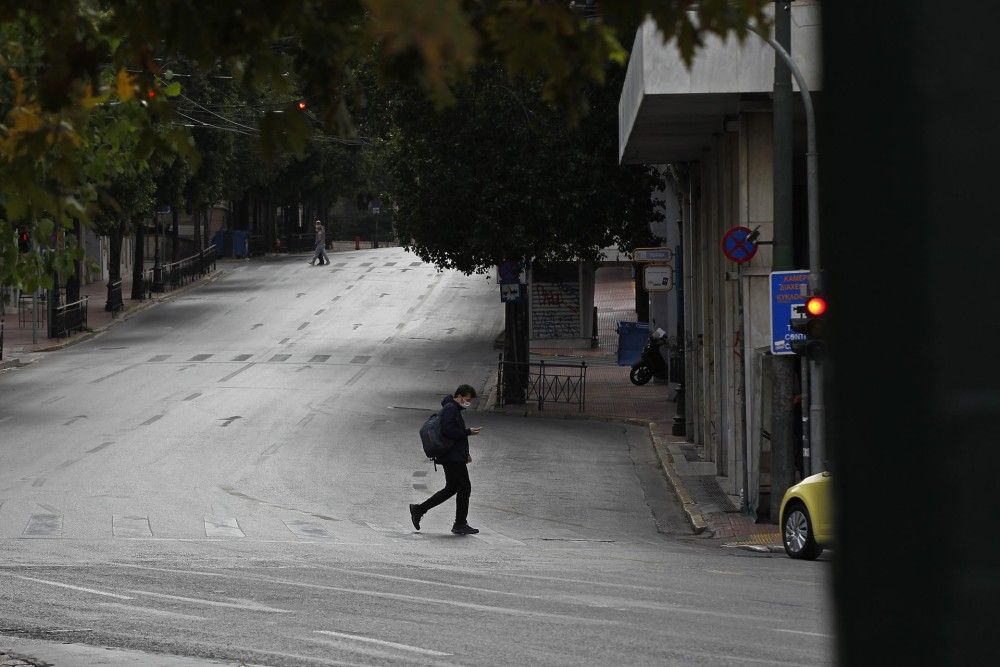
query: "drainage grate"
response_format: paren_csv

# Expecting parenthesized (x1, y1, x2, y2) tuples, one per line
(310, 355, 331, 363)
(350, 355, 371, 364)
(269, 354, 291, 362)
(189, 354, 213, 361)
(148, 355, 170, 362)
(232, 354, 253, 361)
(698, 477, 741, 512)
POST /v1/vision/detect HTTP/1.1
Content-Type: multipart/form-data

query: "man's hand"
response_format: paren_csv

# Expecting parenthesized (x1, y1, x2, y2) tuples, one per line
(469, 427, 482, 435)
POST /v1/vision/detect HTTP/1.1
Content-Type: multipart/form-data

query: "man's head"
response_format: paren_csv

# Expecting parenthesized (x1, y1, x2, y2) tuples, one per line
(454, 384, 477, 407)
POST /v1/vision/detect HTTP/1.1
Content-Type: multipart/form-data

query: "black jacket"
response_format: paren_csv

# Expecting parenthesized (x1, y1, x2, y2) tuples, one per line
(437, 395, 471, 463)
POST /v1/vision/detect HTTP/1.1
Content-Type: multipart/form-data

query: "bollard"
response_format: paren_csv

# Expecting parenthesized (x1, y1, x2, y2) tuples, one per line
(354, 235, 361, 251)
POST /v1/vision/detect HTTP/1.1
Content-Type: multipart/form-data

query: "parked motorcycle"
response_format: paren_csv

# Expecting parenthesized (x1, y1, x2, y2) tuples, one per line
(629, 328, 670, 386)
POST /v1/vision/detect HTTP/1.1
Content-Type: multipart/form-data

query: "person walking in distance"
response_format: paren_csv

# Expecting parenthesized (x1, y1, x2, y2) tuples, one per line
(410, 385, 482, 535)
(309, 220, 329, 266)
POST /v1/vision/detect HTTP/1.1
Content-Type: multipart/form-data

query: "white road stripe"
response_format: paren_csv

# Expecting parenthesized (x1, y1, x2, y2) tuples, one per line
(773, 628, 833, 638)
(314, 630, 450, 657)
(11, 575, 134, 600)
(128, 590, 291, 613)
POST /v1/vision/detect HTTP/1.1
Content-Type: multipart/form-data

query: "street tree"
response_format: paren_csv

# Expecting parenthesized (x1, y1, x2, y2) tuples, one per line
(0, 1, 767, 270)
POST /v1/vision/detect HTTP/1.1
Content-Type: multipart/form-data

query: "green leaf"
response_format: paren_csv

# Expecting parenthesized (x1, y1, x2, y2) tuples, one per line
(164, 81, 182, 97)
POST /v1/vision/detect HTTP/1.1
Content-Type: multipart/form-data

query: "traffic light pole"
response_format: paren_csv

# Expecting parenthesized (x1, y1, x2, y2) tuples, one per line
(750, 24, 825, 470)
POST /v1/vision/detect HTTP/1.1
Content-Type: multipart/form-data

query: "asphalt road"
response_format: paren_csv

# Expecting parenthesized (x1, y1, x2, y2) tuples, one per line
(0, 250, 832, 666)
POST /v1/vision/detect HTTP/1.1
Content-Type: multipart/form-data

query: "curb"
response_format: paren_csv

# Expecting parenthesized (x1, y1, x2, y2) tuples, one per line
(648, 431, 709, 535)
(0, 268, 229, 360)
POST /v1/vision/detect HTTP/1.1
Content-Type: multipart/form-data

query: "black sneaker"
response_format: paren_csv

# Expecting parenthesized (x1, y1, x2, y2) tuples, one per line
(451, 524, 479, 535)
(409, 504, 423, 531)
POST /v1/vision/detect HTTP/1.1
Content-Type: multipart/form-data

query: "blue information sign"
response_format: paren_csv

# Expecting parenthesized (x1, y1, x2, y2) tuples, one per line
(770, 270, 810, 355)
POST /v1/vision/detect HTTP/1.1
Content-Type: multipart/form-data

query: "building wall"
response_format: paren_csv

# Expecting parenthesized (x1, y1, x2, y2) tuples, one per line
(682, 109, 775, 497)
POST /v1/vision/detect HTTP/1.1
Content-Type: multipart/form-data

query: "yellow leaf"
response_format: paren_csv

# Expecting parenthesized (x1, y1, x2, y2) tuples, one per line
(116, 69, 135, 101)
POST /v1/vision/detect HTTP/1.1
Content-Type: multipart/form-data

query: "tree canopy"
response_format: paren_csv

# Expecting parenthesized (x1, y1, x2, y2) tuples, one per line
(0, 1, 768, 286)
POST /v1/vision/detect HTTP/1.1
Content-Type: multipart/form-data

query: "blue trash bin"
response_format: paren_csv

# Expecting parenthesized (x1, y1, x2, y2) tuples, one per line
(616, 321, 650, 366)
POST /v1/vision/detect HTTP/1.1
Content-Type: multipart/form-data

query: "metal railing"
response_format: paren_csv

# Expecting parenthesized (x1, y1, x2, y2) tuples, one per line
(161, 244, 216, 292)
(496, 354, 587, 411)
(51, 296, 88, 338)
(136, 245, 217, 301)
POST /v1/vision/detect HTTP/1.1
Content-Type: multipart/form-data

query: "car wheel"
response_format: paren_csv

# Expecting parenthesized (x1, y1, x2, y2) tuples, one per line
(630, 365, 653, 386)
(783, 500, 823, 560)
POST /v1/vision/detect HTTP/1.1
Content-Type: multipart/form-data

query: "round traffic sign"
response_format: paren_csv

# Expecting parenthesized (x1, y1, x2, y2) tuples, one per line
(721, 226, 758, 264)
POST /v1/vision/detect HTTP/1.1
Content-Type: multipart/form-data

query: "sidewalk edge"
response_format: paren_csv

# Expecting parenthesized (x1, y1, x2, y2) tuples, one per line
(487, 406, 709, 536)
(5, 268, 229, 358)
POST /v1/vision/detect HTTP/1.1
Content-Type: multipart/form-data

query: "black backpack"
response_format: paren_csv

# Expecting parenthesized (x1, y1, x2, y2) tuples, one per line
(419, 411, 453, 461)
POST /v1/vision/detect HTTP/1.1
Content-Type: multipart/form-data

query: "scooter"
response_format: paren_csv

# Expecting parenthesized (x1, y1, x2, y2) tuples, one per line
(630, 328, 670, 386)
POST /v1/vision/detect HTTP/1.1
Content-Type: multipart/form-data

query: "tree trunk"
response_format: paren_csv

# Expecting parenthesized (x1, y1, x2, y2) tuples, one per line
(193, 208, 202, 253)
(171, 208, 179, 262)
(130, 221, 146, 300)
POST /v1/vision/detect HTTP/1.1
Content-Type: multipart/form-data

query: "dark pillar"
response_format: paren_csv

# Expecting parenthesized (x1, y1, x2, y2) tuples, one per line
(769, 0, 798, 521)
(826, 2, 1000, 664)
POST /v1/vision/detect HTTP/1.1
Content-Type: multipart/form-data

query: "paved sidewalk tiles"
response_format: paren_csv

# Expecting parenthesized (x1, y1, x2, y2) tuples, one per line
(489, 266, 782, 549)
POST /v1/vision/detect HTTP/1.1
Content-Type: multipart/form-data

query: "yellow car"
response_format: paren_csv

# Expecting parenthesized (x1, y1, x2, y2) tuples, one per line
(779, 471, 833, 559)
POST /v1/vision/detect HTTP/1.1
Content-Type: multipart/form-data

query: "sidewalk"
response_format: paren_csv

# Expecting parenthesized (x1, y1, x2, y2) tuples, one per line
(489, 266, 781, 550)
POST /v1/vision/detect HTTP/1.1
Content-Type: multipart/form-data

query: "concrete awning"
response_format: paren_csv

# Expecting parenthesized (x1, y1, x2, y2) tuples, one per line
(619, 2, 822, 165)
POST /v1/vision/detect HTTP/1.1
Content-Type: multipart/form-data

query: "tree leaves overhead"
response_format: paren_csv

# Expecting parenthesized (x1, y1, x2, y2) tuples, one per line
(382, 64, 664, 274)
(1, 0, 767, 285)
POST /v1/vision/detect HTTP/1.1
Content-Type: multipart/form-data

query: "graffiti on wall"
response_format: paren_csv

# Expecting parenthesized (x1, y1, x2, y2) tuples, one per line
(531, 282, 580, 339)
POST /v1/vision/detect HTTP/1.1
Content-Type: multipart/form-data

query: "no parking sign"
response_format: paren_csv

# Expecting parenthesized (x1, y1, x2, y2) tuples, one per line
(721, 226, 758, 264)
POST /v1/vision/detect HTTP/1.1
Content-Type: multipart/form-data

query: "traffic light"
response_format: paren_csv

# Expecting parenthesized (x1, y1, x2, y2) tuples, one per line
(16, 224, 30, 253)
(790, 295, 827, 358)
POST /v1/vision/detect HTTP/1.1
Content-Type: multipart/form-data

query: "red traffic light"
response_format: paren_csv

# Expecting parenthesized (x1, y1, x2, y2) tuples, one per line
(805, 296, 827, 316)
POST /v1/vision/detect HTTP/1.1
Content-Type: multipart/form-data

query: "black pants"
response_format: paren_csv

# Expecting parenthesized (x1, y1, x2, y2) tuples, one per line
(417, 462, 470, 525)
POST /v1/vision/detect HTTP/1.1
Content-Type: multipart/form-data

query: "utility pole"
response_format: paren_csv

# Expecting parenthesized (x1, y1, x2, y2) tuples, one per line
(769, 0, 797, 520)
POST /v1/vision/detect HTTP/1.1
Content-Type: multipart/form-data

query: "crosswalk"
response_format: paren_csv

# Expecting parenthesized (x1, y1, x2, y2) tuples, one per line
(6, 512, 527, 547)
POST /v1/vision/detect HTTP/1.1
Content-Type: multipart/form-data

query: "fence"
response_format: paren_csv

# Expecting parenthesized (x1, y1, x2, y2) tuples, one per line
(133, 245, 216, 302)
(51, 296, 89, 338)
(496, 354, 587, 412)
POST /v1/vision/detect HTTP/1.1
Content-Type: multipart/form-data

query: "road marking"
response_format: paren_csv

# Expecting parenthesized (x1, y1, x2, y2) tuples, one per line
(11, 575, 134, 600)
(96, 602, 207, 622)
(23, 514, 62, 537)
(773, 628, 833, 638)
(344, 367, 369, 387)
(183, 392, 202, 401)
(90, 365, 137, 384)
(284, 519, 335, 540)
(298, 322, 310, 331)
(128, 590, 291, 613)
(331, 296, 341, 302)
(470, 531, 527, 548)
(139, 414, 163, 426)
(313, 630, 450, 657)
(310, 565, 550, 602)
(204, 516, 245, 538)
(279, 337, 290, 344)
(85, 441, 114, 454)
(218, 363, 254, 382)
(113, 515, 152, 538)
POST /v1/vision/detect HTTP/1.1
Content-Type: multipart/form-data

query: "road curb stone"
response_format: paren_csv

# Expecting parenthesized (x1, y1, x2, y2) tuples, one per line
(0, 268, 229, 363)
